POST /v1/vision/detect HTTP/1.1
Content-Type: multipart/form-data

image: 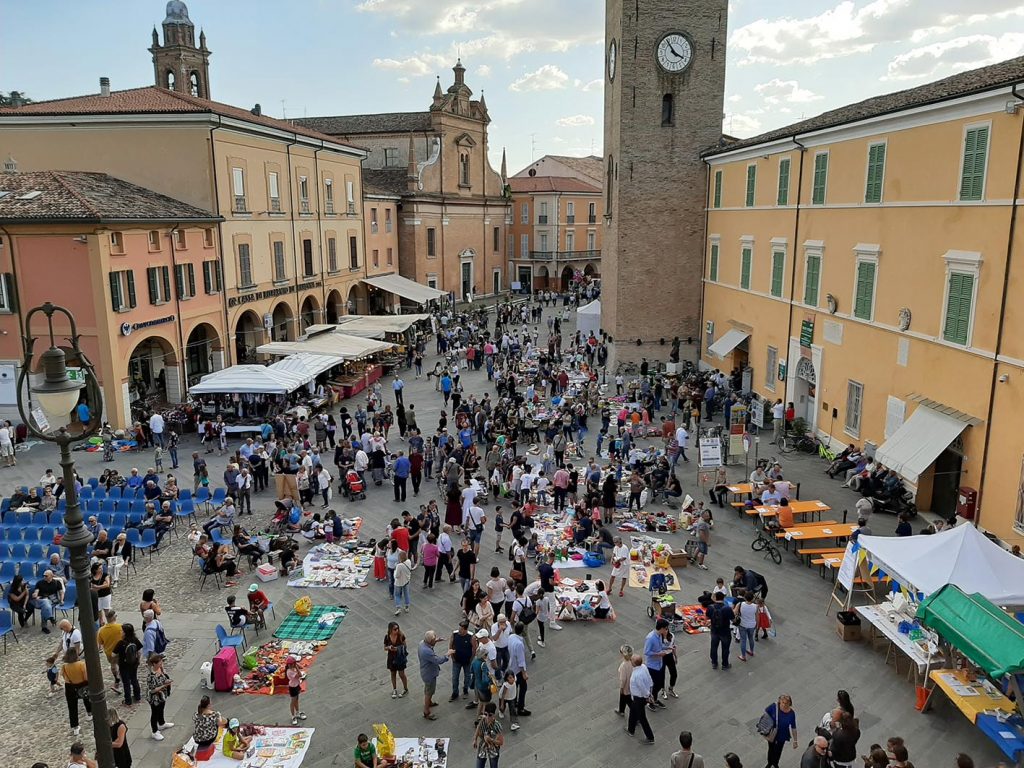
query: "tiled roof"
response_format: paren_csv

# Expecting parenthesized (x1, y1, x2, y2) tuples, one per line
(296, 112, 433, 136)
(705, 56, 1024, 156)
(362, 169, 410, 197)
(508, 176, 600, 194)
(0, 171, 219, 222)
(0, 86, 362, 150)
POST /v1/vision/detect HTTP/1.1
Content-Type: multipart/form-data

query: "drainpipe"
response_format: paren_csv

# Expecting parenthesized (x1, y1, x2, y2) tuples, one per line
(974, 84, 1024, 531)
(783, 137, 807, 422)
(439, 133, 448, 300)
(285, 137, 300, 339)
(313, 145, 327, 324)
(165, 221, 188, 395)
(208, 118, 232, 364)
(699, 159, 711, 361)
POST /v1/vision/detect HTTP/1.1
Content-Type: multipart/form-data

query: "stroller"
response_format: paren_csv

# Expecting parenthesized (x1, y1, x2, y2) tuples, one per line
(270, 500, 302, 537)
(341, 469, 366, 501)
(646, 573, 683, 627)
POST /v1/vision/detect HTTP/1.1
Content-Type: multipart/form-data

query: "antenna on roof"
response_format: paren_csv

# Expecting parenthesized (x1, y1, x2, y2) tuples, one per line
(281, 99, 287, 119)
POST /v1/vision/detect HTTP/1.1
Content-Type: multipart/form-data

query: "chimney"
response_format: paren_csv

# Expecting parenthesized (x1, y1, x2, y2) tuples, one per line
(99, 77, 111, 97)
(251, 103, 262, 116)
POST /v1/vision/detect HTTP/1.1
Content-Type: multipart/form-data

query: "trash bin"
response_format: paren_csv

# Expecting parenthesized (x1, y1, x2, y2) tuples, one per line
(836, 610, 862, 641)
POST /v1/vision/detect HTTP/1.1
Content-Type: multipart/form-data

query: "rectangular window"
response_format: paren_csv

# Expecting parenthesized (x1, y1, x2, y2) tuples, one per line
(587, 231, 596, 251)
(175, 262, 196, 299)
(273, 240, 286, 282)
(959, 125, 989, 201)
(812, 153, 828, 205)
(853, 261, 876, 320)
(268, 171, 280, 211)
(566, 202, 575, 224)
(327, 237, 338, 273)
(777, 158, 790, 206)
(943, 272, 975, 345)
(203, 228, 215, 248)
(110, 232, 124, 253)
(174, 229, 187, 249)
(385, 208, 392, 233)
(539, 233, 548, 252)
(346, 180, 355, 213)
(566, 231, 575, 252)
(709, 242, 719, 282)
(232, 167, 246, 211)
(765, 346, 778, 391)
(426, 227, 437, 257)
(324, 179, 334, 213)
(299, 176, 310, 213)
(770, 250, 785, 297)
(387, 247, 393, 265)
(493, 226, 500, 252)
(148, 230, 161, 251)
(745, 164, 756, 207)
(108, 270, 136, 311)
(146, 265, 171, 304)
(349, 236, 359, 269)
(588, 202, 596, 223)
(865, 143, 886, 203)
(520, 234, 529, 259)
(740, 246, 752, 290)
(302, 238, 314, 277)
(238, 243, 253, 287)
(521, 203, 528, 224)
(804, 252, 821, 306)
(371, 207, 379, 234)
(372, 249, 379, 267)
(713, 170, 722, 209)
(493, 270, 501, 294)
(202, 260, 222, 293)
(539, 202, 548, 225)
(845, 380, 864, 437)
(383, 147, 398, 167)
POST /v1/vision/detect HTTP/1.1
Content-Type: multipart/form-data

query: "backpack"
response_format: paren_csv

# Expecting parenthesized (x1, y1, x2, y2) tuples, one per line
(121, 640, 140, 666)
(149, 623, 168, 654)
(709, 604, 731, 633)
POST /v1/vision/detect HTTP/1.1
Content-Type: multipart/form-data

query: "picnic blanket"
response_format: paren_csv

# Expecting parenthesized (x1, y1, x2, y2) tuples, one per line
(628, 562, 680, 591)
(238, 639, 325, 695)
(287, 542, 372, 588)
(188, 725, 314, 767)
(387, 738, 451, 768)
(676, 603, 711, 635)
(553, 578, 615, 622)
(274, 605, 348, 641)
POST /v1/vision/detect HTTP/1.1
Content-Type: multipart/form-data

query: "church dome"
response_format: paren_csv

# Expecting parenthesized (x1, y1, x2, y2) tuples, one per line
(163, 0, 193, 25)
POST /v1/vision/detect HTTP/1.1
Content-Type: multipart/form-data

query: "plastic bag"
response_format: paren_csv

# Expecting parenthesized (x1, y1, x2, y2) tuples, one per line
(373, 723, 396, 758)
(294, 596, 313, 617)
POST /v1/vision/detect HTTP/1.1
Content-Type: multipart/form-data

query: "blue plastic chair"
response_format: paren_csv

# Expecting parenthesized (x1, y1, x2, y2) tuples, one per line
(27, 544, 44, 561)
(178, 489, 192, 502)
(194, 488, 211, 508)
(198, 557, 221, 591)
(136, 528, 158, 560)
(210, 488, 227, 508)
(112, 513, 127, 530)
(100, 499, 117, 515)
(125, 528, 142, 549)
(14, 512, 32, 527)
(87, 477, 99, 489)
(0, 498, 10, 514)
(128, 512, 144, 526)
(55, 498, 66, 511)
(83, 499, 100, 514)
(0, 529, 14, 543)
(215, 624, 243, 658)
(107, 486, 122, 500)
(78, 487, 93, 502)
(0, 609, 17, 653)
(46, 544, 62, 559)
(40, 526, 55, 545)
(8, 544, 27, 561)
(130, 499, 148, 515)
(174, 499, 197, 527)
(0, 561, 16, 583)
(20, 527, 40, 542)
(58, 581, 77, 620)
(31, 512, 48, 527)
(49, 512, 64, 528)
(18, 562, 36, 580)
(106, 526, 122, 543)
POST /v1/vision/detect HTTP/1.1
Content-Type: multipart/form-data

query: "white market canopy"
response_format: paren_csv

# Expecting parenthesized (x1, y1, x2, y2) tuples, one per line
(337, 314, 430, 335)
(362, 274, 447, 304)
(189, 365, 305, 395)
(576, 299, 601, 336)
(857, 523, 1024, 605)
(257, 331, 394, 360)
(269, 353, 340, 385)
(708, 328, 750, 359)
(875, 401, 976, 484)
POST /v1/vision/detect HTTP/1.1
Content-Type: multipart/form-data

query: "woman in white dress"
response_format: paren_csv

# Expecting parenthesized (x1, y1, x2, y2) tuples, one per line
(608, 536, 630, 597)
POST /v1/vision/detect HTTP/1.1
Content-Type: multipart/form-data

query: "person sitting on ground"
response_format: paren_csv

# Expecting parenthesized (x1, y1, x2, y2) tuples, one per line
(221, 718, 252, 760)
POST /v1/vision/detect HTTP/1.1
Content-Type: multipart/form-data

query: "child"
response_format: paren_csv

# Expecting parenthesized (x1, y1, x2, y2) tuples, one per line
(755, 597, 773, 640)
(711, 578, 728, 600)
(154, 445, 163, 472)
(498, 670, 520, 731)
(373, 539, 388, 582)
(247, 584, 270, 628)
(493, 506, 505, 553)
(284, 656, 306, 725)
(525, 532, 540, 563)
(45, 652, 60, 697)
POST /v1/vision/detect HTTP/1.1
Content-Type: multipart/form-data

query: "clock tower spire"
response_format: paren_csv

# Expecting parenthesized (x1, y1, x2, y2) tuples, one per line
(602, 0, 728, 360)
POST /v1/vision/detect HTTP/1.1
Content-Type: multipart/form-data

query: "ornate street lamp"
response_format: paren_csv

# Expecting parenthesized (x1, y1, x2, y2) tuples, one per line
(17, 302, 113, 766)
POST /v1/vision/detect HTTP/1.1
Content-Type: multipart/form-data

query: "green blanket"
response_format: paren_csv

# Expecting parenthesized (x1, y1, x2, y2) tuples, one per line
(273, 605, 348, 641)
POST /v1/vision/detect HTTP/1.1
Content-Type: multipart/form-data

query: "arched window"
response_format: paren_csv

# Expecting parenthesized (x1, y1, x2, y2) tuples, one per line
(662, 93, 674, 126)
(166, 70, 176, 90)
(189, 72, 201, 97)
(606, 155, 614, 217)
(460, 152, 471, 186)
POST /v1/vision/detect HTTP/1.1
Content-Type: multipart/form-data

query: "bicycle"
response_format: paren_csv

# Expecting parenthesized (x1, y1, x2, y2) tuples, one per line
(817, 437, 837, 462)
(778, 432, 816, 454)
(751, 525, 783, 564)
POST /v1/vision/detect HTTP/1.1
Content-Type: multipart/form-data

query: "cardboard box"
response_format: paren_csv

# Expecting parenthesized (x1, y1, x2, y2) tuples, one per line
(668, 551, 689, 568)
(836, 611, 861, 641)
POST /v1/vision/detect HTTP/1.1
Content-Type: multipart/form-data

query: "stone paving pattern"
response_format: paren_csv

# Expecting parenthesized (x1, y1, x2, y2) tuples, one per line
(0, 304, 1003, 768)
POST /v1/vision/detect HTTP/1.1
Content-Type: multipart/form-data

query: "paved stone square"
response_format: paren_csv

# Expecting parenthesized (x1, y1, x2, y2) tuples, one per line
(0, 304, 1002, 768)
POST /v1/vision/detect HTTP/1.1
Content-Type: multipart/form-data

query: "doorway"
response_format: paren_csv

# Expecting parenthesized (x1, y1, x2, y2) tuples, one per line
(461, 261, 473, 301)
(931, 447, 963, 517)
(794, 357, 817, 425)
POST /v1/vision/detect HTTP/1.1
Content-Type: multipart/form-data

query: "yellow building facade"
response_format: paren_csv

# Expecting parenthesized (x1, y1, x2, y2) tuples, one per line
(700, 59, 1024, 544)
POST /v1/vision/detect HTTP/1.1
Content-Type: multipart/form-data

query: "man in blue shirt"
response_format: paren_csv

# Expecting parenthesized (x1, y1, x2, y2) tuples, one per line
(393, 376, 405, 407)
(643, 620, 671, 707)
(507, 622, 531, 716)
(440, 374, 453, 406)
(418, 630, 452, 720)
(459, 426, 474, 449)
(125, 468, 144, 490)
(393, 451, 411, 502)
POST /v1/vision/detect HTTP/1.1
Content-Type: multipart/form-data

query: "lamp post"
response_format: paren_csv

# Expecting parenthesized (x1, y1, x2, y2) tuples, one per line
(17, 302, 112, 767)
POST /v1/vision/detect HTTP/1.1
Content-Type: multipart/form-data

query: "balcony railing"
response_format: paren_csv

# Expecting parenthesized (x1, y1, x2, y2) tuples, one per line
(527, 249, 601, 261)
(566, 215, 575, 224)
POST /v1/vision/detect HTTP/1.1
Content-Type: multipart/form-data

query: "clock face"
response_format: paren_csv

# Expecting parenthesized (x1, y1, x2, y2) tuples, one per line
(608, 39, 617, 81)
(657, 33, 693, 73)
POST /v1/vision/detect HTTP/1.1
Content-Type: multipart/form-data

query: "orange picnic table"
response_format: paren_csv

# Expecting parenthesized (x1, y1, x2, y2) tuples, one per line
(748, 499, 831, 523)
(726, 482, 754, 496)
(776, 522, 857, 551)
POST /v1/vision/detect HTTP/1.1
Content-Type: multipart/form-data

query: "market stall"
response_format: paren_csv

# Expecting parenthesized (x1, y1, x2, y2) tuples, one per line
(257, 330, 395, 400)
(188, 365, 309, 428)
(917, 584, 1024, 765)
(189, 365, 306, 395)
(576, 299, 601, 337)
(269, 353, 342, 388)
(173, 725, 314, 767)
(361, 273, 447, 306)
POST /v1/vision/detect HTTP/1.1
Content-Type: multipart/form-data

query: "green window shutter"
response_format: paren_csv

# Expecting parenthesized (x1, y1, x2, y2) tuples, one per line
(188, 263, 195, 297)
(161, 266, 171, 303)
(202, 261, 212, 294)
(943, 272, 974, 344)
(709, 244, 719, 282)
(147, 267, 159, 304)
(740, 247, 752, 289)
(175, 264, 184, 299)
(854, 262, 876, 319)
(812, 154, 828, 205)
(126, 270, 136, 308)
(960, 127, 989, 201)
(713, 171, 722, 208)
(777, 159, 790, 206)
(865, 144, 885, 203)
(109, 271, 121, 312)
(745, 165, 756, 207)
(771, 252, 784, 297)
(804, 254, 820, 306)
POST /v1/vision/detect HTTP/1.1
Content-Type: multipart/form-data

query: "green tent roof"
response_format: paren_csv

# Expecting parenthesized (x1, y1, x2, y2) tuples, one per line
(917, 584, 1024, 678)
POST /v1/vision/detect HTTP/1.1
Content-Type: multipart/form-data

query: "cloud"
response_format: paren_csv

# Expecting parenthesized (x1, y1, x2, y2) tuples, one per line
(580, 78, 603, 92)
(753, 79, 823, 105)
(509, 64, 570, 92)
(477, 64, 492, 77)
(725, 113, 764, 137)
(372, 53, 452, 76)
(555, 114, 595, 127)
(884, 33, 1024, 80)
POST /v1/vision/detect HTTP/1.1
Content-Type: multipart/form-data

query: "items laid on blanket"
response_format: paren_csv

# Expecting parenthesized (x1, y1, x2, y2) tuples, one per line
(274, 605, 348, 641)
(237, 639, 324, 695)
(287, 542, 373, 588)
(553, 578, 614, 622)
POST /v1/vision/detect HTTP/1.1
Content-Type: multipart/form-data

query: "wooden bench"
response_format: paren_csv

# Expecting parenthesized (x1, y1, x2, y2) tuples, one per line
(797, 546, 845, 566)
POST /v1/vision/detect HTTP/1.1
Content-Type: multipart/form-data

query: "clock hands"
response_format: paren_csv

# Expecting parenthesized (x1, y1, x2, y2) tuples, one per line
(668, 42, 685, 60)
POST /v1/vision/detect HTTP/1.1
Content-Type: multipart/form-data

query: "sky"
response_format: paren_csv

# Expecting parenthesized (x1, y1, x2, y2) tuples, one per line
(3, 0, 1024, 175)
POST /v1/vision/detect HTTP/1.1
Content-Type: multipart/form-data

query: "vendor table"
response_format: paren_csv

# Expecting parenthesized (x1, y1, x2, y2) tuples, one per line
(748, 499, 831, 523)
(857, 604, 942, 683)
(222, 423, 263, 435)
(976, 713, 1024, 765)
(924, 668, 1016, 721)
(777, 521, 856, 549)
(330, 363, 383, 400)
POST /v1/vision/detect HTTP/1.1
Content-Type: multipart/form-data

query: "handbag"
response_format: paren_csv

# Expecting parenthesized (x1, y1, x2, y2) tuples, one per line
(756, 700, 779, 742)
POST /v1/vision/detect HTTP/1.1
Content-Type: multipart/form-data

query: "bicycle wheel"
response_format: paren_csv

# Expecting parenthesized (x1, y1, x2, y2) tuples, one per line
(769, 545, 783, 565)
(777, 435, 792, 453)
(751, 536, 767, 552)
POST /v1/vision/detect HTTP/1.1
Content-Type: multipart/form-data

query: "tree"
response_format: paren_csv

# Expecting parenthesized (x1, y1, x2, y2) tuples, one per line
(0, 91, 33, 107)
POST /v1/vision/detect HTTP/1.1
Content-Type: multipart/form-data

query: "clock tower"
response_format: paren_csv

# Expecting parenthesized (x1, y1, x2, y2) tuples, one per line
(602, 0, 727, 360)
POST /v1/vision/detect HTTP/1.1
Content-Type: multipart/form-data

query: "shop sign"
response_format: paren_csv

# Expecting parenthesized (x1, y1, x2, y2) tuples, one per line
(228, 280, 323, 308)
(800, 319, 814, 348)
(120, 315, 175, 337)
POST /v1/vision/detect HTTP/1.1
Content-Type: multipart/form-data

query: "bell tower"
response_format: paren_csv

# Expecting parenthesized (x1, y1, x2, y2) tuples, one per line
(602, 0, 727, 360)
(149, 0, 212, 99)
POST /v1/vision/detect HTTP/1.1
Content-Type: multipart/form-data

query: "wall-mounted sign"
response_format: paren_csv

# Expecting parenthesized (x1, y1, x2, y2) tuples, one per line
(121, 315, 175, 337)
(800, 319, 815, 348)
(228, 280, 323, 308)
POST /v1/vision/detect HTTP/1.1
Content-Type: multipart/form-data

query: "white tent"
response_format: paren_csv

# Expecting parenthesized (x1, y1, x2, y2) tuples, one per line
(269, 354, 339, 385)
(857, 523, 1024, 604)
(576, 299, 601, 336)
(257, 332, 394, 360)
(189, 365, 305, 395)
